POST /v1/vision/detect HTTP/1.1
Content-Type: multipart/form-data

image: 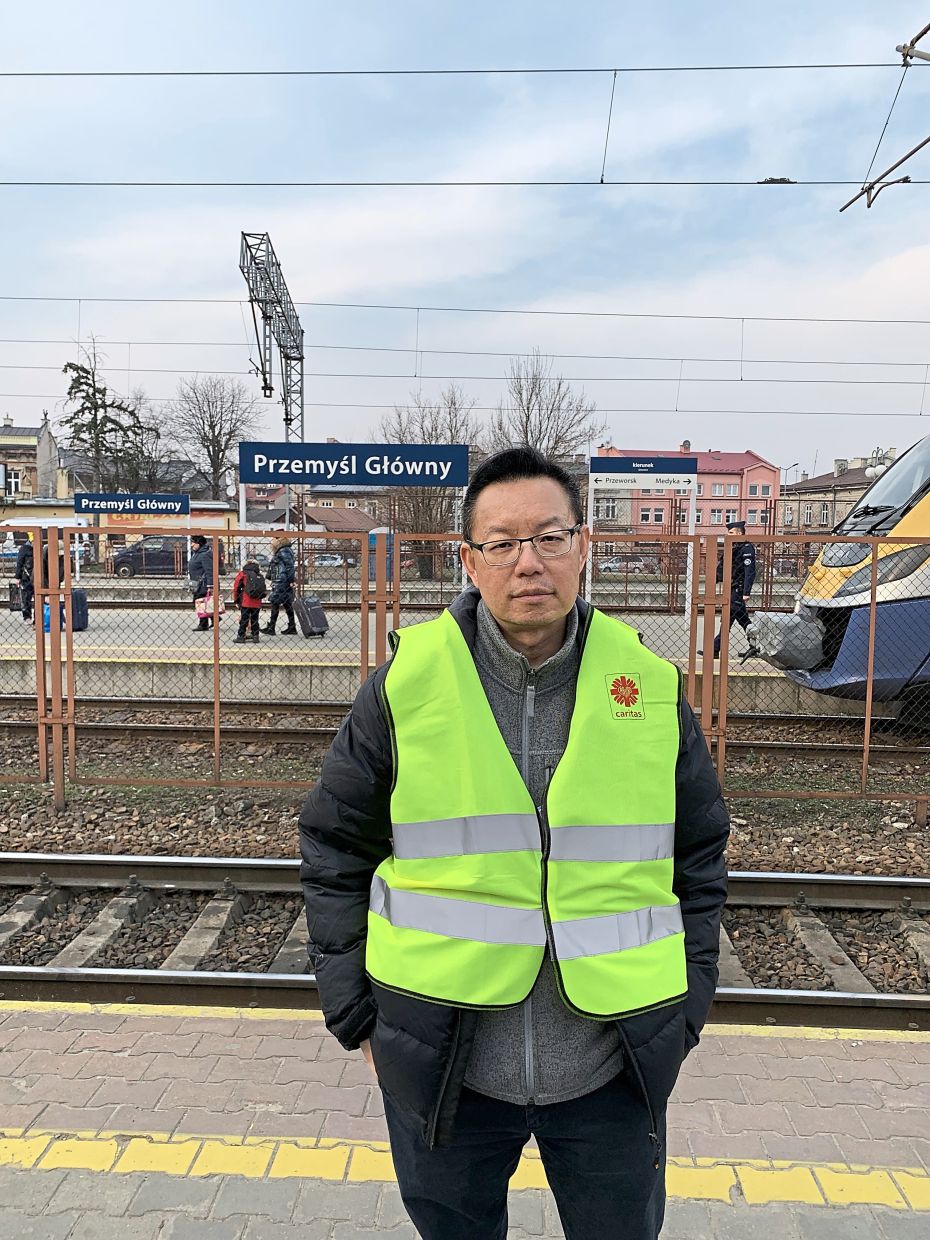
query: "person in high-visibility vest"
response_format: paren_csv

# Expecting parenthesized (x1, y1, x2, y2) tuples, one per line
(300, 446, 729, 1240)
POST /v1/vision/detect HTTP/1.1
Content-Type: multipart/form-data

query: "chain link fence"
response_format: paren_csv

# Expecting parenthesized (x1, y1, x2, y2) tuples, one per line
(5, 522, 930, 812)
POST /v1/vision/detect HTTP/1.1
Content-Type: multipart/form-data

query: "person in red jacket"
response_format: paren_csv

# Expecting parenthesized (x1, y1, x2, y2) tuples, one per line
(232, 559, 267, 643)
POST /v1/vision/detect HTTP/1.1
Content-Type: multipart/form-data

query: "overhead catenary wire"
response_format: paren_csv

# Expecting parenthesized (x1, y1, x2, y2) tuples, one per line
(11, 293, 930, 326)
(860, 61, 911, 186)
(0, 177, 921, 188)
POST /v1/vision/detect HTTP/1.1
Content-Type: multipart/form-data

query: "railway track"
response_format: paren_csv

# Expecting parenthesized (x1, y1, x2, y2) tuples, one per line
(0, 854, 928, 1029)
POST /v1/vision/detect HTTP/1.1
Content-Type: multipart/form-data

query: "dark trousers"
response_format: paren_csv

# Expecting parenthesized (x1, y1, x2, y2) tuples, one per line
(714, 591, 751, 654)
(383, 1075, 666, 1240)
(20, 581, 34, 621)
(237, 606, 260, 638)
(267, 599, 295, 630)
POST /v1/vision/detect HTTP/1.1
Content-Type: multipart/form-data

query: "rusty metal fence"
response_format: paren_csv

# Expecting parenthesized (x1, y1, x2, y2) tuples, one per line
(3, 524, 929, 821)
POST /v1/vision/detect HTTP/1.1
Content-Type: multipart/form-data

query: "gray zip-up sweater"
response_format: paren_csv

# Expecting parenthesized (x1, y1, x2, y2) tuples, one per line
(463, 602, 623, 1105)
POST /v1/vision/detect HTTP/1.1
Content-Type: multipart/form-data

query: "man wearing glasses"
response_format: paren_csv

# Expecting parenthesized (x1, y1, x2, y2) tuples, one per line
(300, 446, 729, 1240)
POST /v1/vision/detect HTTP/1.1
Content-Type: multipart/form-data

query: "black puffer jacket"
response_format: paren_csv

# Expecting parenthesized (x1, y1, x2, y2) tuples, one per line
(299, 589, 729, 1147)
(188, 544, 213, 599)
(269, 540, 296, 605)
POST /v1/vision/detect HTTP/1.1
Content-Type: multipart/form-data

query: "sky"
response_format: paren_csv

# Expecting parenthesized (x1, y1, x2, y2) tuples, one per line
(4, 1, 930, 480)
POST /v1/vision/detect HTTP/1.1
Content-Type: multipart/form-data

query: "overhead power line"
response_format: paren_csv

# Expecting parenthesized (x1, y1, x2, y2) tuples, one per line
(1, 391, 923, 418)
(6, 335, 930, 368)
(0, 62, 923, 79)
(11, 293, 930, 326)
(0, 178, 918, 189)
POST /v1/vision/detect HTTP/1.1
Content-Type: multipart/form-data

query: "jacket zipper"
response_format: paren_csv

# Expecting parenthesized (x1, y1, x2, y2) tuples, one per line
(427, 1010, 461, 1149)
(617, 1024, 663, 1170)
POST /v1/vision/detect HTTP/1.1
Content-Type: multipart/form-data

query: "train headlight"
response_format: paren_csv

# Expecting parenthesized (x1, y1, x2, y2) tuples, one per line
(834, 544, 930, 597)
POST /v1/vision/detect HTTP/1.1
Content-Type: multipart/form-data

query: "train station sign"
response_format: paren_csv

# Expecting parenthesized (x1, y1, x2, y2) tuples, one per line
(74, 493, 191, 516)
(589, 455, 699, 491)
(239, 441, 469, 488)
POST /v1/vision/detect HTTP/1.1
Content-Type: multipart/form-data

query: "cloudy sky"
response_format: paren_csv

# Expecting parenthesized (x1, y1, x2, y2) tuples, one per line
(3, 1, 930, 478)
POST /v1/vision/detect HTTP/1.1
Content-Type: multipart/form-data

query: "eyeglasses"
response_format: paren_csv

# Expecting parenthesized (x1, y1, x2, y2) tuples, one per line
(467, 525, 582, 567)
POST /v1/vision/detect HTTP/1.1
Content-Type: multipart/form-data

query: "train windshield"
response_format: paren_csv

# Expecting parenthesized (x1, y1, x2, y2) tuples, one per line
(837, 437, 930, 532)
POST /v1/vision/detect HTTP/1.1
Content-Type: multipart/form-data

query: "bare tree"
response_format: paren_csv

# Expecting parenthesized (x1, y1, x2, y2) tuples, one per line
(119, 389, 181, 492)
(379, 384, 479, 578)
(483, 349, 606, 458)
(61, 342, 137, 491)
(167, 376, 261, 500)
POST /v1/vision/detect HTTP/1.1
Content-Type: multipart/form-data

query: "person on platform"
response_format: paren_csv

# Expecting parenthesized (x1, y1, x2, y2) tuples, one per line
(299, 445, 729, 1240)
(713, 519, 757, 659)
(262, 534, 297, 635)
(14, 537, 34, 624)
(232, 558, 266, 643)
(188, 534, 216, 632)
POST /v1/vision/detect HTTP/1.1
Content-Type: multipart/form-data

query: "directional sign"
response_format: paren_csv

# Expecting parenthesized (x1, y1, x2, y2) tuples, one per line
(589, 455, 698, 490)
(239, 442, 469, 488)
(74, 493, 191, 516)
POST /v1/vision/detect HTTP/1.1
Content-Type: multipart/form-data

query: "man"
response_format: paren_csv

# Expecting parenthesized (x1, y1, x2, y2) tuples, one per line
(300, 446, 729, 1240)
(713, 518, 757, 659)
(14, 537, 34, 624)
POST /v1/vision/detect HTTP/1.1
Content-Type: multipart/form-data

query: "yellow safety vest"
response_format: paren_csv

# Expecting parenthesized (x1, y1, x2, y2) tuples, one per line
(367, 607, 687, 1018)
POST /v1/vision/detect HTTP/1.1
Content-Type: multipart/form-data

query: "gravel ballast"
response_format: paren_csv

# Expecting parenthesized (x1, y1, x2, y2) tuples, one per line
(86, 890, 212, 969)
(822, 909, 930, 994)
(723, 906, 835, 991)
(195, 894, 302, 973)
(0, 891, 112, 966)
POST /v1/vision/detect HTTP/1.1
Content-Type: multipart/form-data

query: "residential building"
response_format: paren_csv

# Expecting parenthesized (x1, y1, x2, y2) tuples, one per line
(779, 451, 897, 534)
(595, 440, 780, 533)
(1, 416, 41, 502)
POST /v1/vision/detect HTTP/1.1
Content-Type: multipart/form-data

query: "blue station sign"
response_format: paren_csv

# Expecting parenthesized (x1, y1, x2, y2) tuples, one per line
(239, 442, 469, 488)
(74, 493, 191, 516)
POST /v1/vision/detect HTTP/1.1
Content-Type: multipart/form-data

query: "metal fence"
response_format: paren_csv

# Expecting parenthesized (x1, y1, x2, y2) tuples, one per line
(2, 524, 929, 820)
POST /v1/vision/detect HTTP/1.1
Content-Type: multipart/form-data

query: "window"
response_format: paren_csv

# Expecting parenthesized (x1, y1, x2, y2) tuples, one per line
(677, 509, 688, 522)
(595, 497, 617, 520)
(653, 508, 664, 523)
(654, 489, 665, 496)
(346, 499, 358, 508)
(760, 509, 769, 526)
(712, 483, 723, 496)
(820, 502, 830, 525)
(696, 483, 704, 496)
(747, 509, 758, 525)
(761, 484, 771, 496)
(677, 487, 689, 495)
(784, 506, 794, 525)
(5, 467, 21, 496)
(726, 483, 739, 496)
(639, 508, 651, 523)
(694, 510, 702, 524)
(748, 483, 759, 497)
(640, 488, 651, 496)
(319, 499, 334, 508)
(710, 509, 723, 525)
(804, 503, 813, 525)
(725, 509, 738, 524)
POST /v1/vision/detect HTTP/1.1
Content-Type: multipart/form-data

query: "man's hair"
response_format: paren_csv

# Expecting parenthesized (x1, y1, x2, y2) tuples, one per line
(462, 445, 584, 541)
(190, 534, 206, 547)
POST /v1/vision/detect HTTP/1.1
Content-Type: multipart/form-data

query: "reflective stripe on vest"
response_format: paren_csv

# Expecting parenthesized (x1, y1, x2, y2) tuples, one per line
(367, 606, 687, 1016)
(392, 816, 674, 863)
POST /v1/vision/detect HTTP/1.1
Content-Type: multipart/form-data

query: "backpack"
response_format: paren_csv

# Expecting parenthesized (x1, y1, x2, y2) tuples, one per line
(243, 565, 267, 599)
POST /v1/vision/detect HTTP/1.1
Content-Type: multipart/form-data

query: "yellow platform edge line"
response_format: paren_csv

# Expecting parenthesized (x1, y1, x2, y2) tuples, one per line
(1, 1000, 927, 1042)
(0, 1130, 927, 1208)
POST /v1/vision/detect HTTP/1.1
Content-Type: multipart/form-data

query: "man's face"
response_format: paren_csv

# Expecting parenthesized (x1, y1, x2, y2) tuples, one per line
(460, 477, 589, 631)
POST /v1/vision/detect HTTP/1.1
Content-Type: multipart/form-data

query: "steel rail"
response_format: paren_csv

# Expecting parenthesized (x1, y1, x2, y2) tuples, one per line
(0, 965, 924, 1030)
(1, 855, 927, 909)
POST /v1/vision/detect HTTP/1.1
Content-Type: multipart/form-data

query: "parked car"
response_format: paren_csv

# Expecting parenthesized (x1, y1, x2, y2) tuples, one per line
(313, 552, 358, 569)
(598, 556, 653, 574)
(112, 536, 225, 579)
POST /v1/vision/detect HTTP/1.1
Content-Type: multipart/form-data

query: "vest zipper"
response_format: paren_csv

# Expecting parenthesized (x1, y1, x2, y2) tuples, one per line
(617, 1024, 663, 1170)
(522, 668, 537, 1102)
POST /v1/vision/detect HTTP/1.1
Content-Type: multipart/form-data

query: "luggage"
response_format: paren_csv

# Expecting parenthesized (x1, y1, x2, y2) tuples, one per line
(70, 588, 89, 632)
(8, 581, 21, 612)
(293, 594, 328, 638)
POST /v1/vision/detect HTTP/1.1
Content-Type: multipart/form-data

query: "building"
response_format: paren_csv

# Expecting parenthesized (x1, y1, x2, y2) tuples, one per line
(1, 416, 41, 503)
(779, 450, 897, 534)
(595, 440, 780, 533)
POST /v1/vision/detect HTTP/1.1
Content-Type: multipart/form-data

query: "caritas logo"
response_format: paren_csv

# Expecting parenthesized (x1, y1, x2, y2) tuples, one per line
(605, 673, 645, 719)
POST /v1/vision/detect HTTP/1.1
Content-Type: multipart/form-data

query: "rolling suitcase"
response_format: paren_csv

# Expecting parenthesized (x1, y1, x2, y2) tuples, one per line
(8, 581, 22, 612)
(70, 588, 89, 632)
(293, 594, 328, 638)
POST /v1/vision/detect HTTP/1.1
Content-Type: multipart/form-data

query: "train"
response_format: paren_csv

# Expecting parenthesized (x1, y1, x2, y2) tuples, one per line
(749, 434, 930, 704)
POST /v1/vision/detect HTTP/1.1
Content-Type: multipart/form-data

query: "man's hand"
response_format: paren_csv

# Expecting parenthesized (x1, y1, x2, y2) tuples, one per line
(742, 596, 751, 602)
(360, 1038, 376, 1078)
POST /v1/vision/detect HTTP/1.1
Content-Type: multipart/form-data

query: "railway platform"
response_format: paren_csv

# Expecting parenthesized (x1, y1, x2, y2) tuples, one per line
(1, 1000, 928, 1238)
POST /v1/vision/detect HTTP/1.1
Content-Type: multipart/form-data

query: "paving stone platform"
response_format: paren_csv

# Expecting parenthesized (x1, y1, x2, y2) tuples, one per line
(1, 1000, 928, 1238)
